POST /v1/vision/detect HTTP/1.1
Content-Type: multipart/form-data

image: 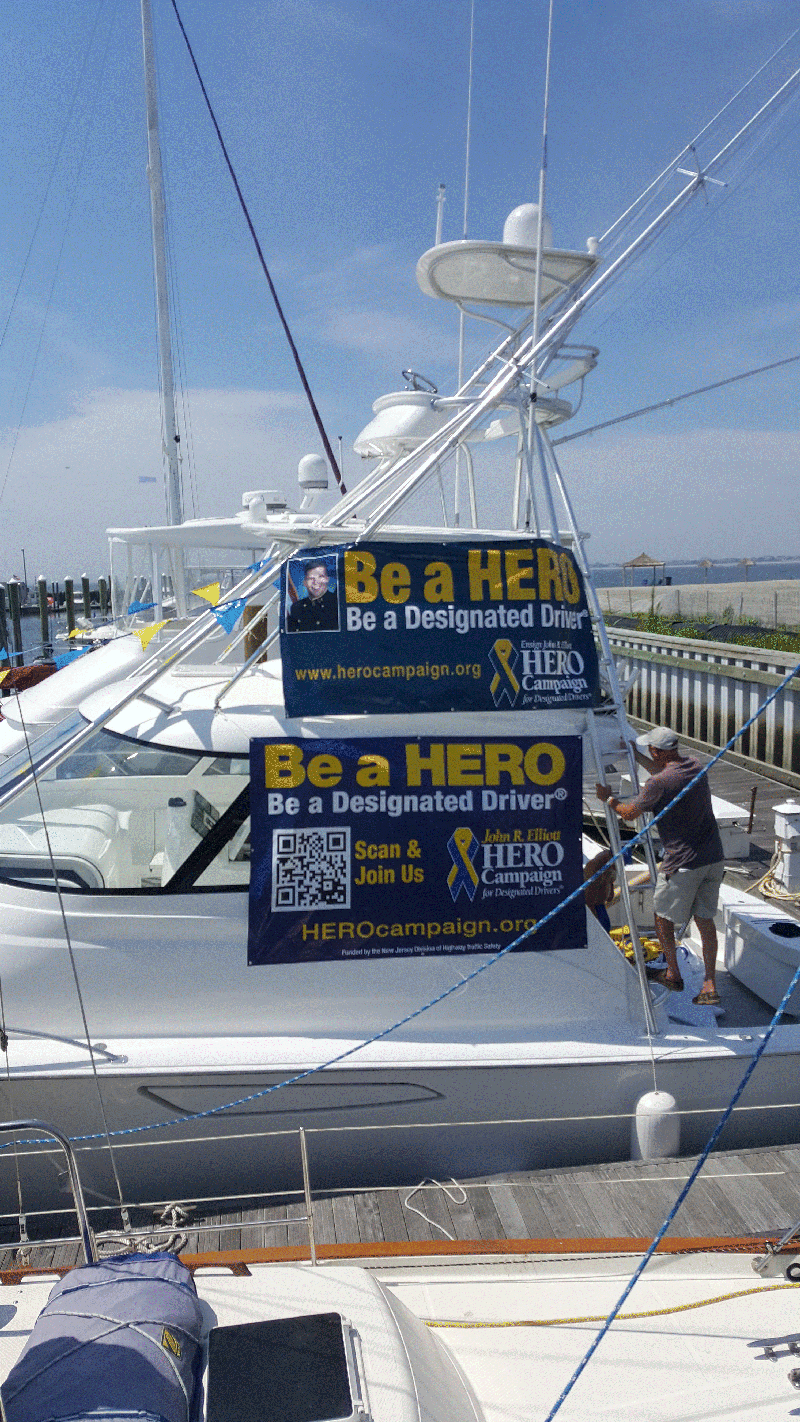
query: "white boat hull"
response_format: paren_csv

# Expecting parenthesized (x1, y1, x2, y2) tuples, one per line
(2, 1018, 799, 1216)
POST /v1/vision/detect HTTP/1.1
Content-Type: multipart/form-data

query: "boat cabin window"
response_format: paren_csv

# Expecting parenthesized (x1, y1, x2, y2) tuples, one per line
(0, 726, 251, 895)
(55, 729, 203, 780)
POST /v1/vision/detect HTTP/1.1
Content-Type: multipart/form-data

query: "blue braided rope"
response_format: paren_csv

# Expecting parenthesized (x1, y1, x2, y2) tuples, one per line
(542, 952, 800, 1421)
(7, 658, 800, 1153)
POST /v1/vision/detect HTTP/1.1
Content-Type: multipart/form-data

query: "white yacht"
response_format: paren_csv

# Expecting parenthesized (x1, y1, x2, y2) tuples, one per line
(2, 7, 800, 1214)
(0, 177, 798, 1215)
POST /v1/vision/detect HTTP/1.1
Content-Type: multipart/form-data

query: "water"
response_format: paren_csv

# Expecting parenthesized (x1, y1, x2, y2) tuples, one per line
(5, 610, 75, 663)
(7, 556, 800, 660)
(590, 557, 800, 589)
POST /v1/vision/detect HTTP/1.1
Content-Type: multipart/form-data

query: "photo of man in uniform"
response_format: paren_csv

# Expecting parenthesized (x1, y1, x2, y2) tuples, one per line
(286, 557, 339, 633)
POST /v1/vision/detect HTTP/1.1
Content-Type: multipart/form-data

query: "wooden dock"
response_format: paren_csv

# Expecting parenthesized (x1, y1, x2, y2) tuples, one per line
(3, 1140, 799, 1275)
(175, 1144, 800, 1254)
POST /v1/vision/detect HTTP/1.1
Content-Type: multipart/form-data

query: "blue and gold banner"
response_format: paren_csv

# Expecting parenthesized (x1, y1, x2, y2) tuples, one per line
(247, 733, 585, 964)
(280, 539, 598, 717)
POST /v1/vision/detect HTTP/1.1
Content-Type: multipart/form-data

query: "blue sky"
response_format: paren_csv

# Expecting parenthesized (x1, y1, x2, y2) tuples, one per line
(1, 0, 799, 580)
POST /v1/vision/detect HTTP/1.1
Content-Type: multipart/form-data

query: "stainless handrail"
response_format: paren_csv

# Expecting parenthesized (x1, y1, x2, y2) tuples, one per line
(0, 1121, 96, 1264)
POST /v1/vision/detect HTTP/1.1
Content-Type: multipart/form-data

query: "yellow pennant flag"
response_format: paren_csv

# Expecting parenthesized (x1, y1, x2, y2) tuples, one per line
(193, 582, 221, 607)
(67, 627, 86, 639)
(0, 670, 8, 686)
(133, 620, 169, 652)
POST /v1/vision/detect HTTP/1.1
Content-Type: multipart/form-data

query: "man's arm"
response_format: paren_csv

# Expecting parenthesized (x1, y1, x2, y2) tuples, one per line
(595, 782, 643, 821)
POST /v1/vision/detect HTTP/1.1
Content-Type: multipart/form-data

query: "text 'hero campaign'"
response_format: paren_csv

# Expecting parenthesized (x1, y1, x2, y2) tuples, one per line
(248, 735, 585, 964)
(280, 539, 599, 717)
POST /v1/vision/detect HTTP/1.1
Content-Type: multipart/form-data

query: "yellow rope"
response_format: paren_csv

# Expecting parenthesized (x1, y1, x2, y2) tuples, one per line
(609, 926, 662, 963)
(424, 1281, 800, 1328)
(748, 850, 800, 905)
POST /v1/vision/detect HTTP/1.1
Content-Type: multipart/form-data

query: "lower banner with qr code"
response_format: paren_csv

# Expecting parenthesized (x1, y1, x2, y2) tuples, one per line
(247, 734, 586, 964)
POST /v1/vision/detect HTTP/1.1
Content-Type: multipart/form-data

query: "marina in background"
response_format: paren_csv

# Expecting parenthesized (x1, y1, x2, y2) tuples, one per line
(592, 557, 800, 589)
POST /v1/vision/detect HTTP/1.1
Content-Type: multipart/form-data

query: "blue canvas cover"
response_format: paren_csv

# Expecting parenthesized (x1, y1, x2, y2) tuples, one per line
(1, 1252, 205, 1422)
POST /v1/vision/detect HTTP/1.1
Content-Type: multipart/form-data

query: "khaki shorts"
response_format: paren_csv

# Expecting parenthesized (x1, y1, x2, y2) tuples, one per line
(653, 861, 725, 926)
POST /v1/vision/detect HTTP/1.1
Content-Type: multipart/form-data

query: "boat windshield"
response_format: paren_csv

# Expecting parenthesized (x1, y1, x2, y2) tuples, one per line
(0, 712, 86, 797)
(0, 722, 250, 895)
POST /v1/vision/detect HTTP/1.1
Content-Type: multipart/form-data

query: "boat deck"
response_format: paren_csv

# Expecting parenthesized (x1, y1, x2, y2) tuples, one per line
(3, 1140, 798, 1274)
(1, 754, 798, 1276)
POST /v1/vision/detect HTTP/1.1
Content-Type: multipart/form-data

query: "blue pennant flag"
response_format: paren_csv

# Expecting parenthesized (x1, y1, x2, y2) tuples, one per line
(54, 649, 89, 669)
(247, 559, 267, 573)
(0, 646, 7, 662)
(127, 599, 157, 615)
(214, 598, 247, 634)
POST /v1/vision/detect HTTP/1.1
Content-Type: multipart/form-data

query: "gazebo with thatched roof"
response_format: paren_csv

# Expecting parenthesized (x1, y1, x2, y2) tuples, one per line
(622, 552, 666, 587)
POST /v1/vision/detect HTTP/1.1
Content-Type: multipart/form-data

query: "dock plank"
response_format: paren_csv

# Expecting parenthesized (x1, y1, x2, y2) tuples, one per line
(703, 1157, 791, 1233)
(567, 1172, 632, 1238)
(407, 1186, 458, 1241)
(376, 1188, 409, 1243)
(507, 1182, 556, 1238)
(377, 1188, 412, 1245)
(531, 1176, 591, 1238)
(437, 1186, 481, 1242)
(331, 1193, 360, 1245)
(487, 1183, 528, 1238)
(399, 1189, 435, 1242)
(311, 1195, 337, 1246)
(353, 1191, 385, 1245)
(260, 1204, 289, 1249)
(464, 1185, 505, 1241)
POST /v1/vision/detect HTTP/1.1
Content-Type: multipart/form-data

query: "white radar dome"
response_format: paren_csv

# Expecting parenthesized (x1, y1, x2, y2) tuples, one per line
(298, 454, 329, 490)
(503, 203, 553, 250)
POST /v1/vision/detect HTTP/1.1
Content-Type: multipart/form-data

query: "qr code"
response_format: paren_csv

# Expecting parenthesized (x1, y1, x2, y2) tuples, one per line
(271, 827, 350, 911)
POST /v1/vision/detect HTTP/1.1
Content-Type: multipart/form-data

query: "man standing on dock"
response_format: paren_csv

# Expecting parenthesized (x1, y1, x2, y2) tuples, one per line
(596, 728, 725, 1006)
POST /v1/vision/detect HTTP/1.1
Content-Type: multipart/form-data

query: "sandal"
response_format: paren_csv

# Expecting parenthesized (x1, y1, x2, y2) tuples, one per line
(693, 988, 721, 1006)
(647, 967, 684, 992)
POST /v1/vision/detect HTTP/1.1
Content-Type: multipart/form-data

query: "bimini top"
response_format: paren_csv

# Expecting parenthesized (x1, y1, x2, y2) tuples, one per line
(417, 201, 599, 309)
(416, 239, 598, 308)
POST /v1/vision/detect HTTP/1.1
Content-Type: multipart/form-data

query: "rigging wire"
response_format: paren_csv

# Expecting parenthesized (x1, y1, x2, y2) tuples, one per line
(0, 10, 119, 510)
(0, 0, 112, 357)
(13, 696, 131, 1230)
(599, 24, 800, 250)
(148, 11, 200, 522)
(6, 655, 796, 1160)
(552, 352, 800, 447)
(453, 0, 477, 527)
(0, 969, 30, 1255)
(166, 0, 345, 494)
(542, 955, 800, 1421)
(581, 70, 800, 345)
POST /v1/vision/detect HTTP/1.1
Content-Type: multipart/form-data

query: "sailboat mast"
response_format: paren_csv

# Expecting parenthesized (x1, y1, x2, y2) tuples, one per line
(141, 0, 183, 528)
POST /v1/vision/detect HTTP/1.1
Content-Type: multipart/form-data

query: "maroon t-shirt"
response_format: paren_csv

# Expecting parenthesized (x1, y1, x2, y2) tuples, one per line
(626, 756, 724, 876)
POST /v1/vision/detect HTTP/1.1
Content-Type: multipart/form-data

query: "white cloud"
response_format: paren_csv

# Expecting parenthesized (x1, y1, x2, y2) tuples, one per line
(558, 424, 800, 563)
(0, 386, 314, 581)
(3, 383, 796, 587)
(320, 307, 451, 364)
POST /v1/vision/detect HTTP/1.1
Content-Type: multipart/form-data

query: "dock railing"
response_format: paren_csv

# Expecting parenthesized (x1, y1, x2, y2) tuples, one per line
(4, 1099, 800, 1270)
(607, 626, 800, 785)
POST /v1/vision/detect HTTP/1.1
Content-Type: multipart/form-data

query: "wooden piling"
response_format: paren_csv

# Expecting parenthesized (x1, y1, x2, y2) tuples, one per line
(64, 578, 76, 636)
(0, 586, 8, 664)
(37, 577, 51, 657)
(7, 581, 23, 667)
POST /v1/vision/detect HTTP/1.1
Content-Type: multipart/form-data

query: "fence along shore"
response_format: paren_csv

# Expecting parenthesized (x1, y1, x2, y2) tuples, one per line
(2, 574, 800, 786)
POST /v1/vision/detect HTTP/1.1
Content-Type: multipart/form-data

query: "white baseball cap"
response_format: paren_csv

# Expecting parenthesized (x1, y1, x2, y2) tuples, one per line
(636, 726, 679, 752)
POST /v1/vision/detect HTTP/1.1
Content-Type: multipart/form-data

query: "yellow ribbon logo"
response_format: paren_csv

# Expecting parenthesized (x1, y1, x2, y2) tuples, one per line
(489, 638, 520, 707)
(447, 826, 480, 902)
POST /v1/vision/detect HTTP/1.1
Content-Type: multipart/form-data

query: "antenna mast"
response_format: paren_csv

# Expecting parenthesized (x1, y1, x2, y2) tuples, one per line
(141, 0, 183, 526)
